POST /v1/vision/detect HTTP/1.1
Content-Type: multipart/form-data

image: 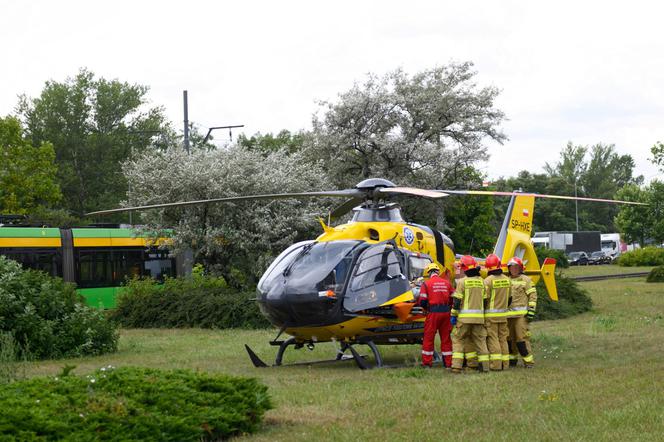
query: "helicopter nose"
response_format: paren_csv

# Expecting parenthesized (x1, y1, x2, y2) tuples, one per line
(257, 288, 339, 327)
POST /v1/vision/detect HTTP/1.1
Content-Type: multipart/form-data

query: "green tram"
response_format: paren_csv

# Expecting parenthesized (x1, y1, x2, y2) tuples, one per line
(0, 227, 188, 309)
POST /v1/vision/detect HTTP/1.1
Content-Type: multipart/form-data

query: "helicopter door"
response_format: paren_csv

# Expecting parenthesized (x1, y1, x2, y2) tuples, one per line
(344, 243, 410, 313)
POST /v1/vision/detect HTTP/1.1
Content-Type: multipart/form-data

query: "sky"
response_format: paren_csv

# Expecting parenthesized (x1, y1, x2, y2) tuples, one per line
(2, 0, 663, 184)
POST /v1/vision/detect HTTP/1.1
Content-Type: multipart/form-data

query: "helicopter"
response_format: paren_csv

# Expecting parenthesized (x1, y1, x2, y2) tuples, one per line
(88, 178, 645, 369)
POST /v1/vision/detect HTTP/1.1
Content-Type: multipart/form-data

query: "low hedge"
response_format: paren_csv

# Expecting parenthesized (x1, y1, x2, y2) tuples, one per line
(0, 256, 118, 359)
(647, 266, 664, 283)
(535, 247, 570, 268)
(618, 247, 664, 266)
(110, 276, 271, 329)
(0, 366, 272, 441)
(535, 273, 593, 321)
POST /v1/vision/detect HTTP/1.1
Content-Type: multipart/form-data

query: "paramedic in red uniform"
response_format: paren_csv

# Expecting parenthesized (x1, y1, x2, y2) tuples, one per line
(419, 263, 454, 368)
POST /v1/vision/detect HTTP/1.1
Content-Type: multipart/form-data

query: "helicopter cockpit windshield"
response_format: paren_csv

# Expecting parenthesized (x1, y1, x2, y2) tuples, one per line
(283, 240, 360, 295)
(258, 240, 361, 298)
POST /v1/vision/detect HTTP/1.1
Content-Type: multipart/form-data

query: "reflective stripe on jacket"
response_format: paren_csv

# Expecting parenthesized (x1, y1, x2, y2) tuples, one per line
(454, 276, 486, 324)
(483, 274, 510, 322)
(507, 274, 537, 318)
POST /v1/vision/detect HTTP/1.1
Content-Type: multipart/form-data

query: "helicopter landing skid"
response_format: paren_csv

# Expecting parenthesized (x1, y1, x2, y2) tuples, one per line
(244, 339, 384, 370)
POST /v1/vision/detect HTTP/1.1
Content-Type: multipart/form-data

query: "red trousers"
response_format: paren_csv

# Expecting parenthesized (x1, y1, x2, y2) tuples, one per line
(421, 312, 452, 367)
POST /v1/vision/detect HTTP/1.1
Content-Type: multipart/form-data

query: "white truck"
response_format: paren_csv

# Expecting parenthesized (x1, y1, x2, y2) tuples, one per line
(600, 233, 625, 261)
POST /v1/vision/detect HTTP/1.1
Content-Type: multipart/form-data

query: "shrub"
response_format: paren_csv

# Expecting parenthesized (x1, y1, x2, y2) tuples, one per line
(110, 275, 271, 329)
(535, 247, 570, 268)
(617, 247, 664, 266)
(535, 273, 593, 321)
(0, 256, 118, 359)
(0, 366, 272, 441)
(0, 332, 23, 384)
(646, 266, 664, 283)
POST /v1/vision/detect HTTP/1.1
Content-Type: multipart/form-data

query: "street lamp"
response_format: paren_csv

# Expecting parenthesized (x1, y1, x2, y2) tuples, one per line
(202, 125, 245, 144)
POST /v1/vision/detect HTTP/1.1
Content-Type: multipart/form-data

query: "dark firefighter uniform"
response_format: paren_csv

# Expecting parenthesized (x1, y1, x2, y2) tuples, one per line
(420, 264, 454, 367)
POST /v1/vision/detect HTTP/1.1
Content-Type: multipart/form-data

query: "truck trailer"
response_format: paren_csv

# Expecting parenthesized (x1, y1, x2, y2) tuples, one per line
(532, 231, 602, 254)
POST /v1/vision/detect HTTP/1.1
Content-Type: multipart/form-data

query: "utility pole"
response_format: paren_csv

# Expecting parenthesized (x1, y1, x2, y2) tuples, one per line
(575, 180, 579, 232)
(183, 90, 190, 153)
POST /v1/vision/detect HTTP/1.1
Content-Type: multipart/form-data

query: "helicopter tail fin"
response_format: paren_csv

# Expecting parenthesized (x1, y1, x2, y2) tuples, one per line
(540, 258, 558, 301)
(493, 194, 558, 301)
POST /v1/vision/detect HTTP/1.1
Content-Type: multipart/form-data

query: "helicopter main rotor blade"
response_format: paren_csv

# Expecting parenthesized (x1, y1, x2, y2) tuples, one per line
(329, 197, 365, 221)
(433, 189, 648, 205)
(85, 189, 365, 216)
(375, 187, 449, 199)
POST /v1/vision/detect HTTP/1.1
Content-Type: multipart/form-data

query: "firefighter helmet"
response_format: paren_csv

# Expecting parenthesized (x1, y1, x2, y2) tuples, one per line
(424, 262, 440, 276)
(484, 254, 502, 271)
(507, 256, 524, 272)
(459, 255, 478, 271)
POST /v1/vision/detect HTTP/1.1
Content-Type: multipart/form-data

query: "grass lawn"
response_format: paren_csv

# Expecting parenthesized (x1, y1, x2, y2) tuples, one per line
(20, 278, 664, 441)
(561, 264, 655, 277)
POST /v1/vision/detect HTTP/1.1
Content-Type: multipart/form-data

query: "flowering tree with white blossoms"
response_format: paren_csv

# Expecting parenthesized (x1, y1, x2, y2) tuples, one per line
(123, 145, 330, 288)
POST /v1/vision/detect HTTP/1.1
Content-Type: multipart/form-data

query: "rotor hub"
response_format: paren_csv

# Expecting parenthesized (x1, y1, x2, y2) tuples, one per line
(355, 178, 396, 190)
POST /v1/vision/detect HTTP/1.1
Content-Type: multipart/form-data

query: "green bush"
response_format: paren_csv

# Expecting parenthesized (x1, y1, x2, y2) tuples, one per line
(535, 273, 593, 321)
(0, 332, 24, 384)
(646, 266, 664, 283)
(0, 366, 272, 441)
(618, 247, 664, 266)
(535, 247, 570, 268)
(0, 256, 118, 359)
(110, 275, 271, 329)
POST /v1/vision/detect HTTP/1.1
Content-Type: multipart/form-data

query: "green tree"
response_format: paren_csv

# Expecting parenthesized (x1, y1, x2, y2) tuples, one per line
(501, 142, 642, 233)
(237, 130, 305, 156)
(652, 141, 664, 171)
(494, 171, 577, 233)
(648, 181, 664, 243)
(615, 184, 652, 245)
(0, 116, 61, 214)
(18, 69, 170, 216)
(580, 144, 642, 231)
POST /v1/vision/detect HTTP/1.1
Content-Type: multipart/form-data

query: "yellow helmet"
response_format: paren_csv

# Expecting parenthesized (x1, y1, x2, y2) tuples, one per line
(424, 263, 440, 276)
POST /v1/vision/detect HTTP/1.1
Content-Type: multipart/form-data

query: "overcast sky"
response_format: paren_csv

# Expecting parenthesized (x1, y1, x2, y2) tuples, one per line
(2, 0, 663, 184)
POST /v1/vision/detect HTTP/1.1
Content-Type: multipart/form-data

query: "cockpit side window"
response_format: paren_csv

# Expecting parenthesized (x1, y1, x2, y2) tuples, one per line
(350, 245, 402, 292)
(344, 243, 409, 312)
(408, 255, 433, 280)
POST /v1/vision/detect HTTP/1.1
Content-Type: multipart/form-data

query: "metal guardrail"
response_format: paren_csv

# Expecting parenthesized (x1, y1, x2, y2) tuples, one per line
(571, 272, 650, 282)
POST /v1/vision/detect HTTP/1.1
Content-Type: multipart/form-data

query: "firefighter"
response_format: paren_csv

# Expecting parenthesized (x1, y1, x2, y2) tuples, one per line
(483, 254, 510, 371)
(450, 255, 490, 373)
(506, 257, 537, 368)
(419, 263, 454, 368)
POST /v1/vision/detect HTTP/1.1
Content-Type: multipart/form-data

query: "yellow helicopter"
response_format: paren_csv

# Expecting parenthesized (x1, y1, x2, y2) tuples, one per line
(88, 178, 644, 369)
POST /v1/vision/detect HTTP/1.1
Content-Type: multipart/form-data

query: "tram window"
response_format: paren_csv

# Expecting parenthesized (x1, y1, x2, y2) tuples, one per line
(113, 250, 144, 284)
(144, 251, 176, 281)
(0, 248, 62, 277)
(76, 250, 113, 288)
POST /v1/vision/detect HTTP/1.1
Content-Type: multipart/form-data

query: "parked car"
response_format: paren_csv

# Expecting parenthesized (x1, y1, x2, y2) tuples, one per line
(588, 250, 611, 265)
(568, 251, 590, 266)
